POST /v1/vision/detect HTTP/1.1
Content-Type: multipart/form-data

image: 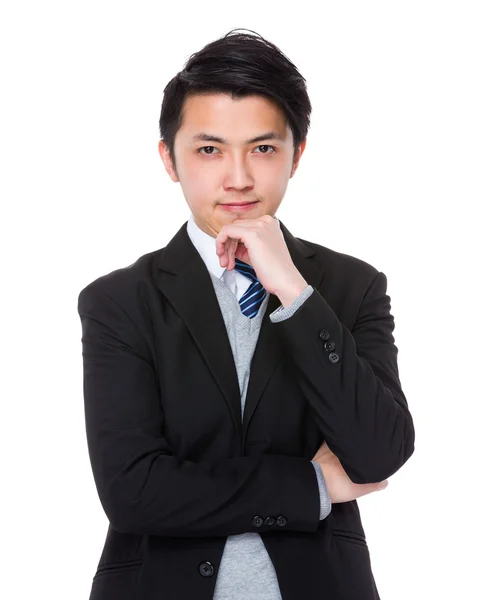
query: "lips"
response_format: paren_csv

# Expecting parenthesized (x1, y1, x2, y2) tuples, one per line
(223, 201, 258, 206)
(219, 201, 259, 212)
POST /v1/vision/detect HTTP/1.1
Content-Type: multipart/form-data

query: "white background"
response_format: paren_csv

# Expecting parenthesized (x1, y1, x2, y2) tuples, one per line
(1, 1, 478, 598)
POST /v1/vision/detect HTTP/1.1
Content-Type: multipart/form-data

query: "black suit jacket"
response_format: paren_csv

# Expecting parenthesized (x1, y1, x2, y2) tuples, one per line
(77, 219, 415, 600)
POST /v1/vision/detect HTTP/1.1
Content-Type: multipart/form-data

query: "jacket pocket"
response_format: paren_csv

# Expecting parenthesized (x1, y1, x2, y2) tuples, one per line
(332, 528, 368, 547)
(330, 528, 379, 599)
(94, 558, 143, 579)
(90, 559, 144, 600)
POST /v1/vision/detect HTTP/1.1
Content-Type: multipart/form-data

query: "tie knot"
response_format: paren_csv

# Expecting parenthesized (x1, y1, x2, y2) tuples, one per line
(234, 258, 259, 284)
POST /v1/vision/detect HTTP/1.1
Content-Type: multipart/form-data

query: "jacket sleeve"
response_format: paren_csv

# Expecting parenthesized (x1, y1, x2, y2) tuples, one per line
(268, 286, 332, 520)
(77, 283, 321, 538)
(270, 271, 415, 484)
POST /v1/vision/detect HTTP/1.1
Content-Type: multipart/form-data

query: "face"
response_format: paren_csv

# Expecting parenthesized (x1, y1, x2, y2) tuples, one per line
(158, 92, 306, 237)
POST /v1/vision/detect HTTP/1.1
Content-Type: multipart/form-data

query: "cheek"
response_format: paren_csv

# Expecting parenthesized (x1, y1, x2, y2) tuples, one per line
(259, 162, 291, 191)
(179, 159, 217, 196)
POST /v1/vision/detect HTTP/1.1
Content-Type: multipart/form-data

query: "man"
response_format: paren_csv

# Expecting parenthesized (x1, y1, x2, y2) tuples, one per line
(78, 29, 415, 600)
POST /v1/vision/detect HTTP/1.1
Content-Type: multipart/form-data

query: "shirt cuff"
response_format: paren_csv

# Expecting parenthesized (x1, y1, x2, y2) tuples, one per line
(311, 460, 332, 520)
(269, 285, 314, 323)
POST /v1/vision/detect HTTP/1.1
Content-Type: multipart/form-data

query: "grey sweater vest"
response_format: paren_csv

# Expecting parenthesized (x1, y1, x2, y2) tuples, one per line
(206, 269, 335, 598)
(209, 272, 284, 599)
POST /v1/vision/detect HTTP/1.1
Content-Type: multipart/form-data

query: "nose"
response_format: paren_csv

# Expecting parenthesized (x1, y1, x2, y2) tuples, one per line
(223, 154, 254, 192)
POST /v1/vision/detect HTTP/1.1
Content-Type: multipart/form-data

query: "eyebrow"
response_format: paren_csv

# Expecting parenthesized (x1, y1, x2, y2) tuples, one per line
(191, 131, 286, 144)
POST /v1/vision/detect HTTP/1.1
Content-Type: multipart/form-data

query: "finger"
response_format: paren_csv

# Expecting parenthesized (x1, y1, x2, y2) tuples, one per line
(223, 238, 234, 270)
(222, 238, 235, 269)
(216, 239, 225, 261)
(216, 225, 249, 268)
(215, 231, 228, 258)
(229, 239, 238, 270)
(219, 238, 228, 266)
(220, 236, 233, 267)
(216, 224, 247, 249)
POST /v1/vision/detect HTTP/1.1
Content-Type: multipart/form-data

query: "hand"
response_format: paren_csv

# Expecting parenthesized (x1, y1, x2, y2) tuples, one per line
(312, 440, 389, 504)
(215, 215, 308, 299)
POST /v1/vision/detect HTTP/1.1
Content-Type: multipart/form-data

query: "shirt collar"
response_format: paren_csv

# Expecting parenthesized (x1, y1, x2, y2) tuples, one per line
(186, 213, 227, 280)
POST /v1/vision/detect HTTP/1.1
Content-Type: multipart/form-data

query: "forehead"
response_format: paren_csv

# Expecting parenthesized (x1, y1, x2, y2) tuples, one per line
(178, 93, 292, 142)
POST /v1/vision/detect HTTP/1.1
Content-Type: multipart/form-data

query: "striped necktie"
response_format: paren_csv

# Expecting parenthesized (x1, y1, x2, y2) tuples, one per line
(234, 258, 267, 318)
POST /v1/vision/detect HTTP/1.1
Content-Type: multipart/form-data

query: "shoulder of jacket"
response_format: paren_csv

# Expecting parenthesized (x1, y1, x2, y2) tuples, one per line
(297, 236, 380, 283)
(77, 247, 163, 305)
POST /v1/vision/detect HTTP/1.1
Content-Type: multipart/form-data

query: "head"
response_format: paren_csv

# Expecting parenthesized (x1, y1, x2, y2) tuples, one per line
(158, 28, 311, 237)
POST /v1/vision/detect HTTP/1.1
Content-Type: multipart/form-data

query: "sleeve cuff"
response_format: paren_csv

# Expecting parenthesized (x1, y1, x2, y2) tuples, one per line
(269, 285, 314, 323)
(311, 460, 332, 520)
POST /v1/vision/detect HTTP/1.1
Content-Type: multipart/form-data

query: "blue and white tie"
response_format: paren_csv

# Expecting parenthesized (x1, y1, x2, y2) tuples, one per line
(234, 258, 267, 318)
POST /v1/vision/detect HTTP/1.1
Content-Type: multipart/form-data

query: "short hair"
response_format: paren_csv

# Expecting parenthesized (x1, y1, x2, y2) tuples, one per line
(159, 28, 312, 172)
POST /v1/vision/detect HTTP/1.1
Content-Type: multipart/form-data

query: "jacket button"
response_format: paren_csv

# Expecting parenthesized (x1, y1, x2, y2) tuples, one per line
(319, 329, 330, 341)
(329, 352, 340, 364)
(198, 561, 215, 577)
(324, 340, 335, 352)
(252, 515, 264, 527)
(264, 516, 275, 526)
(276, 516, 287, 527)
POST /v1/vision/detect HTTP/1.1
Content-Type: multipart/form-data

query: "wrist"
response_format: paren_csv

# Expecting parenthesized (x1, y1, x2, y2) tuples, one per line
(274, 275, 309, 308)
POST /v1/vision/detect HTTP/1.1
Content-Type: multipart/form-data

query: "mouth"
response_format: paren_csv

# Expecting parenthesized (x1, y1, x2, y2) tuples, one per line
(220, 201, 259, 211)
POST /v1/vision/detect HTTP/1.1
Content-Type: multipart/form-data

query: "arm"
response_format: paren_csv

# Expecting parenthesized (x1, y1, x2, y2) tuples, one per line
(270, 271, 415, 484)
(269, 286, 332, 519)
(78, 284, 321, 538)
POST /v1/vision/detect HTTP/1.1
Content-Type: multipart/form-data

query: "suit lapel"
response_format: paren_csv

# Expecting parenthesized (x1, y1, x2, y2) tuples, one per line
(153, 219, 323, 445)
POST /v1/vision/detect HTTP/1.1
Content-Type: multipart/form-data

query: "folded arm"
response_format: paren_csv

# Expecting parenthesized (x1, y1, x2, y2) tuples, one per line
(269, 271, 415, 484)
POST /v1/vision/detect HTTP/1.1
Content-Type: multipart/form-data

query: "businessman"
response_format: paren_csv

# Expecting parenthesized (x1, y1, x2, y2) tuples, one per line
(78, 29, 415, 600)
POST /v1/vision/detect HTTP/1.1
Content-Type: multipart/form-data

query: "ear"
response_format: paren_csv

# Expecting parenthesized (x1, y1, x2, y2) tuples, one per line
(290, 138, 307, 177)
(158, 140, 180, 183)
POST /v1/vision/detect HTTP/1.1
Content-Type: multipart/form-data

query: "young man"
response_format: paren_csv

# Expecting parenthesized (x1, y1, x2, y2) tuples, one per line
(78, 29, 415, 600)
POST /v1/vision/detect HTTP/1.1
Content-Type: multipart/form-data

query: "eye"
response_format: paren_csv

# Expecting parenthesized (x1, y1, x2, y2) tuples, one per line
(197, 146, 219, 155)
(253, 145, 276, 154)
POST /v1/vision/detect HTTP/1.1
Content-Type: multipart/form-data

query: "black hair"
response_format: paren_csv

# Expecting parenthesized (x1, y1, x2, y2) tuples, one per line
(159, 28, 312, 173)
